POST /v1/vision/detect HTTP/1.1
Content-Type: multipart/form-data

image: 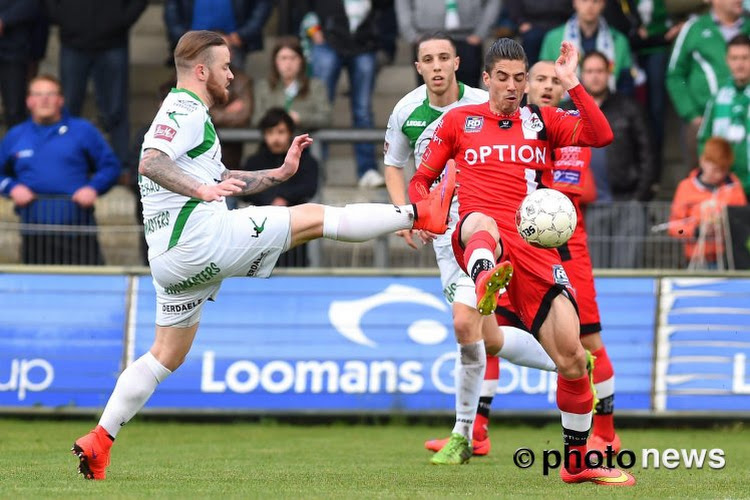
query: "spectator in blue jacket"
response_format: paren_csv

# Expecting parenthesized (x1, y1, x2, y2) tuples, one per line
(0, 75, 120, 265)
(164, 0, 274, 70)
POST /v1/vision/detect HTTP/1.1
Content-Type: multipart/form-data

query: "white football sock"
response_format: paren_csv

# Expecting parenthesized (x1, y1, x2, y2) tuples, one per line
(322, 204, 414, 241)
(451, 340, 486, 441)
(98, 352, 171, 437)
(498, 326, 557, 371)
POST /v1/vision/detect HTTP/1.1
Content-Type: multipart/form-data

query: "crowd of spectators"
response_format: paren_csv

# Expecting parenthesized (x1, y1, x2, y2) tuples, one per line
(1, 0, 749, 267)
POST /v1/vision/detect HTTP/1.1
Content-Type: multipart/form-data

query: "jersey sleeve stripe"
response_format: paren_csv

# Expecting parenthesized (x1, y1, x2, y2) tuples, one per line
(419, 162, 441, 173)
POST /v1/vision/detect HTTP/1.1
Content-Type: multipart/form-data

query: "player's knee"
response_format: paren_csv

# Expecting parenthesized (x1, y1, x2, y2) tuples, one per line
(462, 213, 499, 238)
(555, 343, 587, 379)
(452, 311, 481, 344)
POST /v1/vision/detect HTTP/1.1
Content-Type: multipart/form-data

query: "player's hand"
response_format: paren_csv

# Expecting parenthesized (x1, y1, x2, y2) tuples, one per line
(555, 41, 581, 90)
(196, 178, 244, 202)
(396, 229, 419, 249)
(279, 134, 314, 179)
(72, 186, 98, 207)
(9, 184, 35, 207)
(417, 229, 437, 244)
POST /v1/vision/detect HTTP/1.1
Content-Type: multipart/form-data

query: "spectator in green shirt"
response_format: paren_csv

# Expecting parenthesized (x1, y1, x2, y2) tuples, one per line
(698, 34, 750, 196)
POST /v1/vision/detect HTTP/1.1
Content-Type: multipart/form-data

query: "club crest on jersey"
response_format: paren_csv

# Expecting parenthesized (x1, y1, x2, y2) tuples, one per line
(499, 119, 513, 129)
(464, 116, 484, 133)
(552, 265, 571, 286)
(523, 113, 544, 133)
(154, 124, 176, 142)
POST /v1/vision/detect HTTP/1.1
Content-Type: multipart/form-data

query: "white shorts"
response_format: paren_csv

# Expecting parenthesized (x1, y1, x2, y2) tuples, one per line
(434, 199, 475, 308)
(149, 205, 291, 327)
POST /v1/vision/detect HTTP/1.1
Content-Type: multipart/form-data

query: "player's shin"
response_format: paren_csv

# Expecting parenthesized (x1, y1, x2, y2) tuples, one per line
(464, 231, 498, 281)
(322, 204, 414, 241)
(98, 352, 172, 438)
(452, 341, 486, 441)
(498, 326, 557, 371)
(474, 354, 499, 442)
(557, 374, 594, 474)
(590, 346, 616, 440)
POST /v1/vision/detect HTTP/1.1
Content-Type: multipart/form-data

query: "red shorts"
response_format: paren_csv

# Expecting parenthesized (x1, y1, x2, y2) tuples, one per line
(557, 218, 601, 334)
(452, 212, 577, 337)
(494, 215, 601, 336)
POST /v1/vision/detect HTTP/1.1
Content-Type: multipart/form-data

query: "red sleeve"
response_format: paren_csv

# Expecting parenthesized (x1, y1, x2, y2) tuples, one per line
(543, 84, 614, 149)
(408, 111, 458, 202)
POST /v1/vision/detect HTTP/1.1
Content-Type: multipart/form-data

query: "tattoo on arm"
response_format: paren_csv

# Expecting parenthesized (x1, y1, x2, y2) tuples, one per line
(139, 149, 203, 198)
(221, 168, 285, 195)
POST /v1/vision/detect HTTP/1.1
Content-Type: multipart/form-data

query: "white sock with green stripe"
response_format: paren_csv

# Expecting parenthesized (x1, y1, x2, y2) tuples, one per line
(322, 204, 414, 241)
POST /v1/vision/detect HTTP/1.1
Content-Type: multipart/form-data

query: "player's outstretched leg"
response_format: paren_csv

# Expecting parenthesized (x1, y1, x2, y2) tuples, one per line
(314, 160, 455, 243)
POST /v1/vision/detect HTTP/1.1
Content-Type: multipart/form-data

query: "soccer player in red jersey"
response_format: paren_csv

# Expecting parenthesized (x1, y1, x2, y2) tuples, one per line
(409, 39, 634, 486)
(497, 60, 620, 452)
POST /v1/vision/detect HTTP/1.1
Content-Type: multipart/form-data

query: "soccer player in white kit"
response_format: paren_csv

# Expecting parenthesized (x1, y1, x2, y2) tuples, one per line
(384, 32, 555, 465)
(70, 30, 456, 480)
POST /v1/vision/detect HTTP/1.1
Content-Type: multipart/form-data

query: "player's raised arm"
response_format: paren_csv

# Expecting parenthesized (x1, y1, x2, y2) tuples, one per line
(553, 41, 614, 148)
(408, 113, 457, 203)
(222, 134, 314, 196)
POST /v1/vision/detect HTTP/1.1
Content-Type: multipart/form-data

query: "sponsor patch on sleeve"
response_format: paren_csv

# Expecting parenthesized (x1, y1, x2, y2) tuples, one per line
(552, 169, 582, 185)
(154, 124, 177, 142)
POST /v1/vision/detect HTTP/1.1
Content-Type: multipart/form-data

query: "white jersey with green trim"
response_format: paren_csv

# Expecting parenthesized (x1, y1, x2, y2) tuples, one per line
(139, 88, 227, 259)
(384, 82, 488, 177)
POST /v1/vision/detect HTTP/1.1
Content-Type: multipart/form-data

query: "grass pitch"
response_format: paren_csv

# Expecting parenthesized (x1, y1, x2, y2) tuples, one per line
(0, 418, 748, 499)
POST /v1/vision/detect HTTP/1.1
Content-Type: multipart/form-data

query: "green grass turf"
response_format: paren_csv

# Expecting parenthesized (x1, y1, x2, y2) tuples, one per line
(0, 418, 748, 499)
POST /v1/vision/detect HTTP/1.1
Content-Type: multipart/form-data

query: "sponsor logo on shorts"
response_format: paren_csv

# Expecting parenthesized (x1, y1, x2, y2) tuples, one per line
(143, 210, 171, 235)
(154, 124, 177, 141)
(464, 116, 484, 133)
(553, 264, 571, 286)
(164, 262, 221, 295)
(246, 251, 270, 277)
(162, 298, 204, 314)
(249, 216, 267, 238)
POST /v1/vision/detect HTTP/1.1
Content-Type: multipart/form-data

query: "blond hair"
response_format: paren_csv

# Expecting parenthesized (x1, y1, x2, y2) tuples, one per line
(174, 30, 227, 73)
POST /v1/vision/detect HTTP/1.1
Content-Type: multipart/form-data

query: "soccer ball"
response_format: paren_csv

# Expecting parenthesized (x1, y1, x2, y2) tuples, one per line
(516, 188, 577, 248)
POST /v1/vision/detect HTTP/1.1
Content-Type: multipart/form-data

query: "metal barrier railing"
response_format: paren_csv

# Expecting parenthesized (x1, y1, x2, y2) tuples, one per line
(0, 194, 717, 270)
(0, 128, 736, 270)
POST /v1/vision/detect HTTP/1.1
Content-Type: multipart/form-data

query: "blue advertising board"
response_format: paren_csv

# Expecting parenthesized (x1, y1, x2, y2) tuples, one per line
(0, 274, 126, 408)
(134, 275, 656, 413)
(657, 278, 750, 411)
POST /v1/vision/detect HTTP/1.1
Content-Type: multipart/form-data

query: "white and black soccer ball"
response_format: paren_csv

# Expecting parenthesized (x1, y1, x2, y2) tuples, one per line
(515, 188, 577, 248)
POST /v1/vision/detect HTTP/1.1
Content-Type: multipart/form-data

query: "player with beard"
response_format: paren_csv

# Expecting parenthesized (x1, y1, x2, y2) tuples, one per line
(409, 39, 635, 486)
(70, 30, 456, 480)
(384, 32, 556, 465)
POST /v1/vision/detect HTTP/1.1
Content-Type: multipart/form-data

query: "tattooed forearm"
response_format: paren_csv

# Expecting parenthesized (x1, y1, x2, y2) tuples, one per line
(139, 149, 203, 198)
(221, 168, 286, 195)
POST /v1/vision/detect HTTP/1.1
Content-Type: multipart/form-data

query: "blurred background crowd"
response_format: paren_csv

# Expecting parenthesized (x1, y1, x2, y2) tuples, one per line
(1, 0, 750, 270)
